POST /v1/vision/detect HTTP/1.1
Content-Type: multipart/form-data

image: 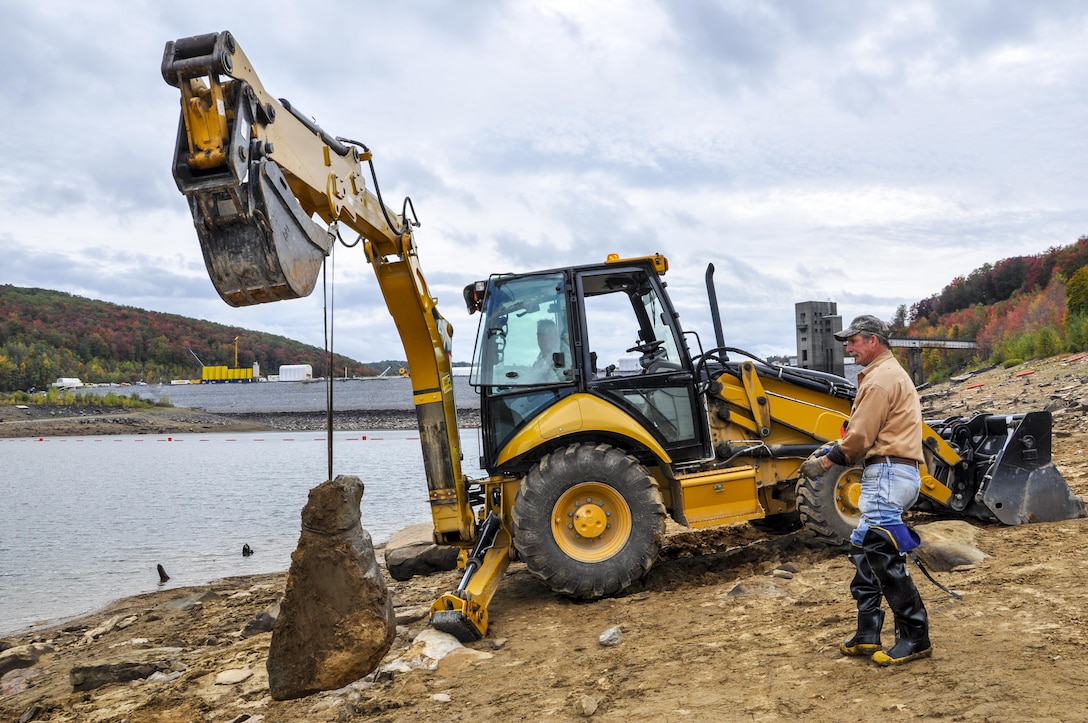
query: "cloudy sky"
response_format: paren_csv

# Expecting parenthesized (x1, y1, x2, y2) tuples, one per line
(2, 1, 1086, 367)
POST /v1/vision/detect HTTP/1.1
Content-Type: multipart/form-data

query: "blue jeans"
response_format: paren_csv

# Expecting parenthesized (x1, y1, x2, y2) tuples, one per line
(850, 462, 921, 546)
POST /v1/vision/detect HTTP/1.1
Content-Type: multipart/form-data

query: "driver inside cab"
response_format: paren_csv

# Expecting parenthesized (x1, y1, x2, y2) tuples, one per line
(530, 319, 569, 382)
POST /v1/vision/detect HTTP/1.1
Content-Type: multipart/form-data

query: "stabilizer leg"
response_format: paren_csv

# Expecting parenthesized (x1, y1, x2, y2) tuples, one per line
(430, 513, 511, 642)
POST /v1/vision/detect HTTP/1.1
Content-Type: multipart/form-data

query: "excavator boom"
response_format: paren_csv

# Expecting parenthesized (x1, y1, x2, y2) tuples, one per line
(162, 32, 475, 549)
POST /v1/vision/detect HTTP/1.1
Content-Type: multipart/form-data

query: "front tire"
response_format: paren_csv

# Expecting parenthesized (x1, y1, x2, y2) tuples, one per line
(512, 443, 666, 599)
(797, 463, 863, 545)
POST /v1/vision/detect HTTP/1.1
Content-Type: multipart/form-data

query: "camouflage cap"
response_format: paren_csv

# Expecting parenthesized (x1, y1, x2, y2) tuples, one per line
(834, 314, 889, 341)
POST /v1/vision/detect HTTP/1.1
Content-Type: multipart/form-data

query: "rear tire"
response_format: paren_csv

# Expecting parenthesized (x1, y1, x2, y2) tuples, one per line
(797, 463, 862, 545)
(512, 443, 665, 599)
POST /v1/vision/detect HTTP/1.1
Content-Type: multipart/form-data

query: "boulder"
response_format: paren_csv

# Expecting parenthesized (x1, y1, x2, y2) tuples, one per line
(69, 661, 170, 692)
(913, 520, 988, 571)
(384, 522, 459, 581)
(0, 643, 52, 678)
(383, 628, 492, 673)
(266, 475, 396, 700)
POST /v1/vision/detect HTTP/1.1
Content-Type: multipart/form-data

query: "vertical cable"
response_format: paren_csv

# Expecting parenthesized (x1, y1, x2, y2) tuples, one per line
(323, 249, 335, 481)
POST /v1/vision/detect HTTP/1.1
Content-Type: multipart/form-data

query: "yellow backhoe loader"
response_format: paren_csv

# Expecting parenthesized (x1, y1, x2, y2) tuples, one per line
(162, 31, 1085, 642)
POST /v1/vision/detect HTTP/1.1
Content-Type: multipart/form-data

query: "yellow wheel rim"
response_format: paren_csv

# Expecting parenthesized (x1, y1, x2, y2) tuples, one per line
(551, 482, 632, 562)
(835, 467, 863, 521)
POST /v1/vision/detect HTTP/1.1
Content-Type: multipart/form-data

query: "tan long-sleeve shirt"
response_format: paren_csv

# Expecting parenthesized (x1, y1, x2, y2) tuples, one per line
(837, 350, 923, 465)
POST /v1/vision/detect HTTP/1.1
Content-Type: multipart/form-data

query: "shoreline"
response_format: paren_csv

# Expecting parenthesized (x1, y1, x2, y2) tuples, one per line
(0, 405, 480, 438)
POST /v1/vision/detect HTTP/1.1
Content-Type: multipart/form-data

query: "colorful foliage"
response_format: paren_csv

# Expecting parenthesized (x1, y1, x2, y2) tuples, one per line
(1066, 265, 1088, 317)
(911, 236, 1088, 324)
(0, 286, 377, 391)
(901, 237, 1088, 381)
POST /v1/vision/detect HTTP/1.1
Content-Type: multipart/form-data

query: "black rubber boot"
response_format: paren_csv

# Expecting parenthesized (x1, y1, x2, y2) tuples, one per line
(863, 528, 932, 666)
(841, 545, 884, 656)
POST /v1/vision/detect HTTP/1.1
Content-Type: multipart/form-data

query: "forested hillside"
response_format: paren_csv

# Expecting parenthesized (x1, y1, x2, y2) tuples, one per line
(0, 286, 376, 391)
(903, 236, 1088, 379)
(7, 236, 1088, 391)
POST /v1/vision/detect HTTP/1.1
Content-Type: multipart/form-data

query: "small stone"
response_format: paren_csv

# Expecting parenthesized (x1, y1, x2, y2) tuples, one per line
(599, 626, 622, 647)
(432, 693, 452, 703)
(394, 605, 431, 625)
(215, 667, 254, 685)
(116, 615, 139, 629)
(17, 703, 45, 723)
(70, 661, 168, 692)
(241, 611, 277, 638)
(84, 615, 123, 642)
(580, 694, 599, 716)
(1, 667, 44, 696)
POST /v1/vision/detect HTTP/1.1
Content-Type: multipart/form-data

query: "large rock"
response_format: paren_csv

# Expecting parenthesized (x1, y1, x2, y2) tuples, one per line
(913, 520, 988, 571)
(0, 643, 52, 678)
(267, 475, 396, 700)
(385, 522, 460, 581)
(70, 661, 170, 692)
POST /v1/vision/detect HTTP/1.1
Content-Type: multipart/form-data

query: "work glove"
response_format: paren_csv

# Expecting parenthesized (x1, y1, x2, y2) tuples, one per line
(799, 445, 834, 480)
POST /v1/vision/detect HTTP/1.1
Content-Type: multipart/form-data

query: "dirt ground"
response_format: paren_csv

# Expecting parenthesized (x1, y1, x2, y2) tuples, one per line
(4, 355, 1088, 722)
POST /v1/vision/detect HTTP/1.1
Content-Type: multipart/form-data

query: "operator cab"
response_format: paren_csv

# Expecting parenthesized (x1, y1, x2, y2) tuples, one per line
(465, 256, 713, 472)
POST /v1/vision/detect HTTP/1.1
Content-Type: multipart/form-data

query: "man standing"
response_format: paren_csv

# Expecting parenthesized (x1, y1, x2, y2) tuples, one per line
(800, 314, 932, 666)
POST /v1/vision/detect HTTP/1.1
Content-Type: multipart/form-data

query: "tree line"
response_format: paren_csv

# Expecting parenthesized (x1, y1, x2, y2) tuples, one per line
(898, 236, 1088, 381)
(0, 286, 379, 391)
(910, 236, 1088, 323)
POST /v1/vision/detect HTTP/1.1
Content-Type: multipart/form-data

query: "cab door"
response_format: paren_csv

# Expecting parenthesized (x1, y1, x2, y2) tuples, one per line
(577, 266, 712, 464)
(470, 271, 578, 467)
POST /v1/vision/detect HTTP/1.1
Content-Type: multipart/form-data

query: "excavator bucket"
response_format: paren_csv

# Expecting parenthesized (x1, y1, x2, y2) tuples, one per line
(181, 156, 331, 307)
(978, 412, 1086, 525)
(165, 35, 332, 307)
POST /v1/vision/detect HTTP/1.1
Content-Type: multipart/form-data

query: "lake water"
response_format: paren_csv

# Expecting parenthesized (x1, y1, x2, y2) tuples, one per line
(1, 378, 483, 637)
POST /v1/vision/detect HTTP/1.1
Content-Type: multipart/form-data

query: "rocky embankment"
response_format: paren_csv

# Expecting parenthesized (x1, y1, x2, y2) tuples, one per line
(0, 406, 480, 438)
(219, 409, 481, 432)
(0, 406, 270, 438)
(917, 352, 1088, 433)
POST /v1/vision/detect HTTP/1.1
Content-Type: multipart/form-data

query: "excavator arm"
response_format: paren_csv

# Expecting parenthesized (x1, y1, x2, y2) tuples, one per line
(161, 31, 475, 546)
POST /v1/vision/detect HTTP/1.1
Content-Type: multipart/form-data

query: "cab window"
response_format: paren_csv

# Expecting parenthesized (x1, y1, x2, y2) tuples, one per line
(470, 272, 572, 388)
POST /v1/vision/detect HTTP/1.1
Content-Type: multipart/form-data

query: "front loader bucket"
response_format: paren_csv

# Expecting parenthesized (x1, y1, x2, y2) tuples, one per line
(980, 412, 1086, 525)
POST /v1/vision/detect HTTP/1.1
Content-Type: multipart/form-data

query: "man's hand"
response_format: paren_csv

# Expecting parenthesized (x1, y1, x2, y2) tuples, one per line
(800, 447, 835, 479)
